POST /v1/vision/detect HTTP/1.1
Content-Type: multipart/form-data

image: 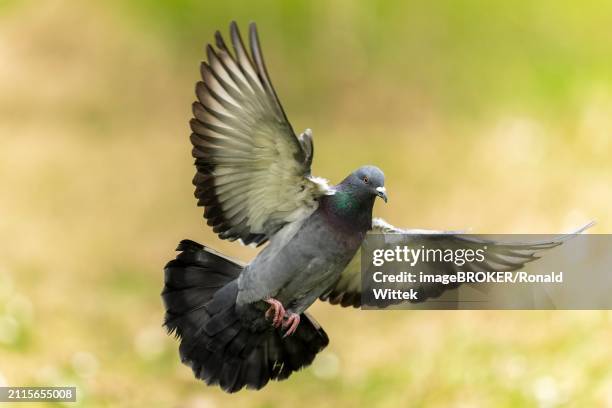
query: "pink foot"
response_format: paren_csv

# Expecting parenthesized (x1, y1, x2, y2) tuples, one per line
(282, 312, 300, 338)
(264, 298, 285, 328)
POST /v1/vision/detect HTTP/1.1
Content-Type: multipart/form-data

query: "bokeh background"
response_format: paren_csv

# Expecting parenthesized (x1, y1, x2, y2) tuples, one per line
(1, 0, 611, 406)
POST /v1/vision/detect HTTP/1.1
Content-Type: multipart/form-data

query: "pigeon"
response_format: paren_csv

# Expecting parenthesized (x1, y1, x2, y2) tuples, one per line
(161, 22, 592, 392)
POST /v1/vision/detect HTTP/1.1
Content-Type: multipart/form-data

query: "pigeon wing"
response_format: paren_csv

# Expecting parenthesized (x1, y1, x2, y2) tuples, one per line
(321, 218, 594, 307)
(191, 22, 329, 246)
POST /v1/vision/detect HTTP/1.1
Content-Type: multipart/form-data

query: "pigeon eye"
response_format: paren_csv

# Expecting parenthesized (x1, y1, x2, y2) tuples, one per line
(363, 176, 369, 184)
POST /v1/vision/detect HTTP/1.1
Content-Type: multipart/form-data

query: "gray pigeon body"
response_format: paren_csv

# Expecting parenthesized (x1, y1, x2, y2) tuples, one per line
(237, 167, 384, 320)
(161, 22, 591, 393)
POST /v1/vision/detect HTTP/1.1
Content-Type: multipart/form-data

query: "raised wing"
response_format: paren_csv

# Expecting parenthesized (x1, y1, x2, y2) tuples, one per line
(190, 22, 329, 246)
(321, 218, 594, 308)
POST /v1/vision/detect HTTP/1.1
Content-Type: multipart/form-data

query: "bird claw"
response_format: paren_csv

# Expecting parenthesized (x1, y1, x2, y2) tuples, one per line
(282, 312, 300, 338)
(264, 298, 286, 328)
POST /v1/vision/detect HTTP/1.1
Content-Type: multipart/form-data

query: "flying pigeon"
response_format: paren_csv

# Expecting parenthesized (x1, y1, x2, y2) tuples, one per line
(161, 22, 591, 392)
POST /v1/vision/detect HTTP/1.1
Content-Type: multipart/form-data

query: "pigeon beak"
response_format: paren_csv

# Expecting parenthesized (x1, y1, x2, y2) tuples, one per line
(376, 186, 388, 203)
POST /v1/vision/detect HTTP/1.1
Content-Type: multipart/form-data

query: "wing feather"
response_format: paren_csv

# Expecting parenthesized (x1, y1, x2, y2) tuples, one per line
(321, 219, 594, 307)
(191, 22, 330, 246)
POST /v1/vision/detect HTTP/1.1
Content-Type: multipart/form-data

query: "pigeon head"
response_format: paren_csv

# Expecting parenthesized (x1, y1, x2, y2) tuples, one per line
(324, 165, 386, 231)
(341, 165, 387, 203)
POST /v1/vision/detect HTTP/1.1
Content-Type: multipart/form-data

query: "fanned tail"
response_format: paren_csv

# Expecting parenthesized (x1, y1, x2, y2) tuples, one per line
(162, 239, 329, 392)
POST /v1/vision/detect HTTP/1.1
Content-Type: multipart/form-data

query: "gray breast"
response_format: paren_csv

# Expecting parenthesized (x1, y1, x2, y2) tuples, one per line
(236, 208, 364, 312)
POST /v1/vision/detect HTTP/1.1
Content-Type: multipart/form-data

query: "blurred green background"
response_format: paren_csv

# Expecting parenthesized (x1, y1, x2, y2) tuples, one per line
(0, 0, 611, 407)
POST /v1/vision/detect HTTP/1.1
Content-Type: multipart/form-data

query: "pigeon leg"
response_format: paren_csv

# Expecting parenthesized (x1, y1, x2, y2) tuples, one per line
(282, 312, 300, 338)
(264, 298, 286, 328)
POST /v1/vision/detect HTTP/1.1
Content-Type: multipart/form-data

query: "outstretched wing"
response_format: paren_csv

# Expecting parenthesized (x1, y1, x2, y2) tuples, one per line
(321, 218, 594, 307)
(191, 22, 329, 246)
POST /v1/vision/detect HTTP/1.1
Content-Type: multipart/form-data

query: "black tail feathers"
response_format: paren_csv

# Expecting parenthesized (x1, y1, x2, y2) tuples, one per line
(163, 239, 242, 339)
(162, 239, 329, 392)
